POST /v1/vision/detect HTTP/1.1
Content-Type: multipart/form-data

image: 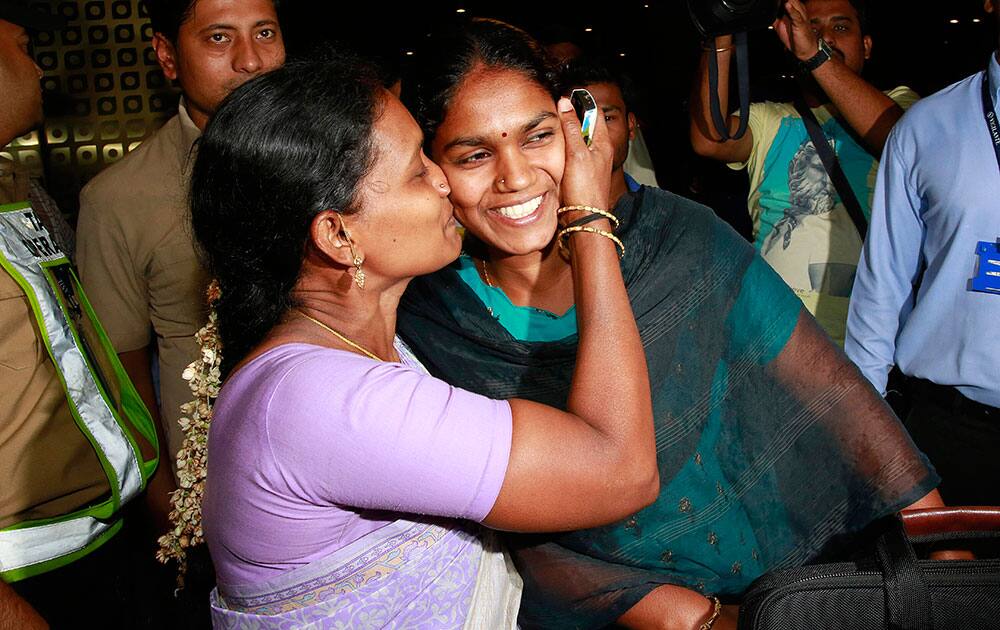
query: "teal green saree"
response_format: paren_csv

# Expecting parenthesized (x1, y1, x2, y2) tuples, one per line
(398, 186, 937, 628)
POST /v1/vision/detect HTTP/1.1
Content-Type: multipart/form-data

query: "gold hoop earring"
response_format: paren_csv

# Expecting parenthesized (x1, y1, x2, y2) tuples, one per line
(342, 227, 366, 290)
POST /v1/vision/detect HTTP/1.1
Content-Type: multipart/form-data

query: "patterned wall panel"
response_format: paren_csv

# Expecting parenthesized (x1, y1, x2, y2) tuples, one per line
(1, 0, 178, 220)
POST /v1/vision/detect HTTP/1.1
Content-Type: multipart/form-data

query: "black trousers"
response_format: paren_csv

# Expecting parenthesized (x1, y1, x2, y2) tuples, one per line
(900, 377, 1000, 506)
(11, 521, 134, 628)
(10, 506, 213, 629)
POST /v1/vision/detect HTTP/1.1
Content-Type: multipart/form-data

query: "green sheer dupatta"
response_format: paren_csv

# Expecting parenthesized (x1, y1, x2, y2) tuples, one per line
(398, 187, 937, 629)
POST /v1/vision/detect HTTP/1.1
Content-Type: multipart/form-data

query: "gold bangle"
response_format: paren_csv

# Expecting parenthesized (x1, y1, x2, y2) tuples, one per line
(698, 595, 722, 630)
(557, 225, 625, 259)
(701, 41, 733, 53)
(557, 205, 620, 229)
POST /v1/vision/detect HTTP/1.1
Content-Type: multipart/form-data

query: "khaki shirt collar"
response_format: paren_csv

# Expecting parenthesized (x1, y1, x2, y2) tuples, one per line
(177, 98, 202, 150)
(0, 155, 31, 206)
(176, 98, 203, 176)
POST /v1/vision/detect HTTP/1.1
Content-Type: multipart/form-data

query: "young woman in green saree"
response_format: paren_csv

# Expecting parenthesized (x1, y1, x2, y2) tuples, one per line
(397, 18, 944, 629)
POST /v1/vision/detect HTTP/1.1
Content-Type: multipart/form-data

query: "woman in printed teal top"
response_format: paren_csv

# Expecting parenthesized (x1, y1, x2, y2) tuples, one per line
(398, 19, 943, 630)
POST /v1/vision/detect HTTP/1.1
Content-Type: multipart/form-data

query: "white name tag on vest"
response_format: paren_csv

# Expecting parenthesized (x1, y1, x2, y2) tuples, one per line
(1, 208, 64, 263)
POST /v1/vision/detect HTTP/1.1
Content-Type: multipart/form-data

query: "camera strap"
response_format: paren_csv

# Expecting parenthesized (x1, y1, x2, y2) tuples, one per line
(707, 31, 750, 140)
(981, 70, 1000, 177)
(794, 99, 868, 238)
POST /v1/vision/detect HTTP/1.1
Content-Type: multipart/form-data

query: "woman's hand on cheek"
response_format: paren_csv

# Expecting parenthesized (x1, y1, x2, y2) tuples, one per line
(557, 96, 614, 211)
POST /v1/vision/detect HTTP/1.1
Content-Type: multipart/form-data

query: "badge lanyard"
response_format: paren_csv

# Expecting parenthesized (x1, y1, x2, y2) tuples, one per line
(982, 69, 1000, 177)
(972, 66, 1000, 295)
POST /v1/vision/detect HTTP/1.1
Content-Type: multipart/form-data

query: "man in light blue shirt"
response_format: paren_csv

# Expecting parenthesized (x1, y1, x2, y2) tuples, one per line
(846, 2, 1000, 505)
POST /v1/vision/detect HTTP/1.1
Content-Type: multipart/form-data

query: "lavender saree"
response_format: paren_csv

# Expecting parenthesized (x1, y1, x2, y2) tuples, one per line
(210, 519, 521, 629)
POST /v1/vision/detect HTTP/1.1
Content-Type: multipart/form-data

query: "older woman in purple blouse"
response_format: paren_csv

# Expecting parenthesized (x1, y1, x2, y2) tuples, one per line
(189, 55, 664, 628)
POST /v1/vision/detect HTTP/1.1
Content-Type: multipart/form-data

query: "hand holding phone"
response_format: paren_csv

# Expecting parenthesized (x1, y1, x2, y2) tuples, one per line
(557, 91, 612, 211)
(570, 88, 598, 147)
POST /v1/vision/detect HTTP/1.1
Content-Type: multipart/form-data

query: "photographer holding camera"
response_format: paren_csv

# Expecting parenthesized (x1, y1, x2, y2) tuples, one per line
(690, 0, 914, 346)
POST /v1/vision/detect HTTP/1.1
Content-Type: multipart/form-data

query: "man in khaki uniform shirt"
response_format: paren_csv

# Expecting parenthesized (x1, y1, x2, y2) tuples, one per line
(1, 9, 103, 622)
(76, 0, 285, 468)
(1, 26, 91, 528)
(1, 3, 159, 625)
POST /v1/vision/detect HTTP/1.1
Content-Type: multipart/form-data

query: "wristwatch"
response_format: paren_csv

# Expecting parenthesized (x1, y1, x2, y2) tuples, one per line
(801, 37, 833, 72)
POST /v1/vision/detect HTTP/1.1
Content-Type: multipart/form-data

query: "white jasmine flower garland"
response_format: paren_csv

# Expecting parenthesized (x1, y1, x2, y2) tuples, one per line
(156, 280, 221, 586)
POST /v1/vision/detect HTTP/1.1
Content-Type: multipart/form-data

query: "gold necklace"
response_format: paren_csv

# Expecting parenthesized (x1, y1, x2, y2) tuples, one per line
(480, 258, 495, 288)
(477, 259, 498, 317)
(295, 309, 384, 362)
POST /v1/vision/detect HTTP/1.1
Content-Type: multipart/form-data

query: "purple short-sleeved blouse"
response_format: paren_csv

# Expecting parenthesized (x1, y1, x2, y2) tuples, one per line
(202, 342, 513, 588)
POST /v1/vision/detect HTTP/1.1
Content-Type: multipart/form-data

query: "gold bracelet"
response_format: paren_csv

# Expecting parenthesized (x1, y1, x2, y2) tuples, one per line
(698, 595, 722, 630)
(701, 41, 734, 53)
(557, 205, 620, 229)
(557, 225, 625, 259)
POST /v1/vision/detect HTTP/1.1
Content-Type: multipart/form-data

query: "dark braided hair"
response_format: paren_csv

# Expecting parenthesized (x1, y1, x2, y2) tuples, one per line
(190, 53, 383, 376)
(403, 18, 560, 146)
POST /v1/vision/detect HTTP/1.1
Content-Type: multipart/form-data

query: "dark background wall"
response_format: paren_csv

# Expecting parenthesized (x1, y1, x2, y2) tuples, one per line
(2, 1, 176, 220)
(3, 1, 996, 229)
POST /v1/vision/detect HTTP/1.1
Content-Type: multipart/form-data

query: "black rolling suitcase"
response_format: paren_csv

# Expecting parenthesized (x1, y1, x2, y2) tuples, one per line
(738, 508, 1000, 629)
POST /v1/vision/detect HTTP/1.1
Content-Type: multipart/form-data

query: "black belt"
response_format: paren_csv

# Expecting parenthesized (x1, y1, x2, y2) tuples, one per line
(904, 376, 997, 419)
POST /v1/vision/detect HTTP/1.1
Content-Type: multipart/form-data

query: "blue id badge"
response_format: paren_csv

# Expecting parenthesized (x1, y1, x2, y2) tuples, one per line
(971, 241, 1000, 294)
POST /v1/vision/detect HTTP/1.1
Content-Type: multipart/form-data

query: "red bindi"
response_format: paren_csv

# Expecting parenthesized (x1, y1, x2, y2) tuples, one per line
(501, 132, 508, 138)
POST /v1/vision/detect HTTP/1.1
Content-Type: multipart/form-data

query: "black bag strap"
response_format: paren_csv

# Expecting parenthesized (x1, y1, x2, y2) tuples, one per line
(793, 99, 869, 238)
(876, 516, 934, 630)
(707, 31, 750, 141)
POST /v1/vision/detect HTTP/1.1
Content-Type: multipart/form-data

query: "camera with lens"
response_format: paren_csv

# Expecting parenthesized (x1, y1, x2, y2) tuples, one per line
(686, 0, 784, 140)
(687, 0, 783, 37)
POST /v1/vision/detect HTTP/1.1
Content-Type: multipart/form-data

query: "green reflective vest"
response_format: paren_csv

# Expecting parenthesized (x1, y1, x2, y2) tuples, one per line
(0, 201, 158, 582)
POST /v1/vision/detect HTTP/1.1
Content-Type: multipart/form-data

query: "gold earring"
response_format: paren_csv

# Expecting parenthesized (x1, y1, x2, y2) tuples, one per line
(342, 227, 365, 289)
(352, 255, 366, 289)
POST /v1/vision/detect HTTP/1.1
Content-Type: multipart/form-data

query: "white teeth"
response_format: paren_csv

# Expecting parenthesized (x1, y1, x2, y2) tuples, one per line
(494, 195, 543, 219)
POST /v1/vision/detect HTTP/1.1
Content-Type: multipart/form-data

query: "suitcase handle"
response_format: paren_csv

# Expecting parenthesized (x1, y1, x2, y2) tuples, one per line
(901, 506, 1000, 540)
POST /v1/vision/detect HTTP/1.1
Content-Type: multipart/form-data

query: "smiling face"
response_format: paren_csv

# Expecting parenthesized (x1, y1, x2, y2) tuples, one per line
(431, 66, 565, 257)
(353, 93, 461, 281)
(153, 0, 285, 130)
(804, 0, 871, 74)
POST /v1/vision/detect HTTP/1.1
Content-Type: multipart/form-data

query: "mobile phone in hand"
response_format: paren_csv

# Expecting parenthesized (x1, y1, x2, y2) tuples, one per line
(570, 88, 598, 147)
